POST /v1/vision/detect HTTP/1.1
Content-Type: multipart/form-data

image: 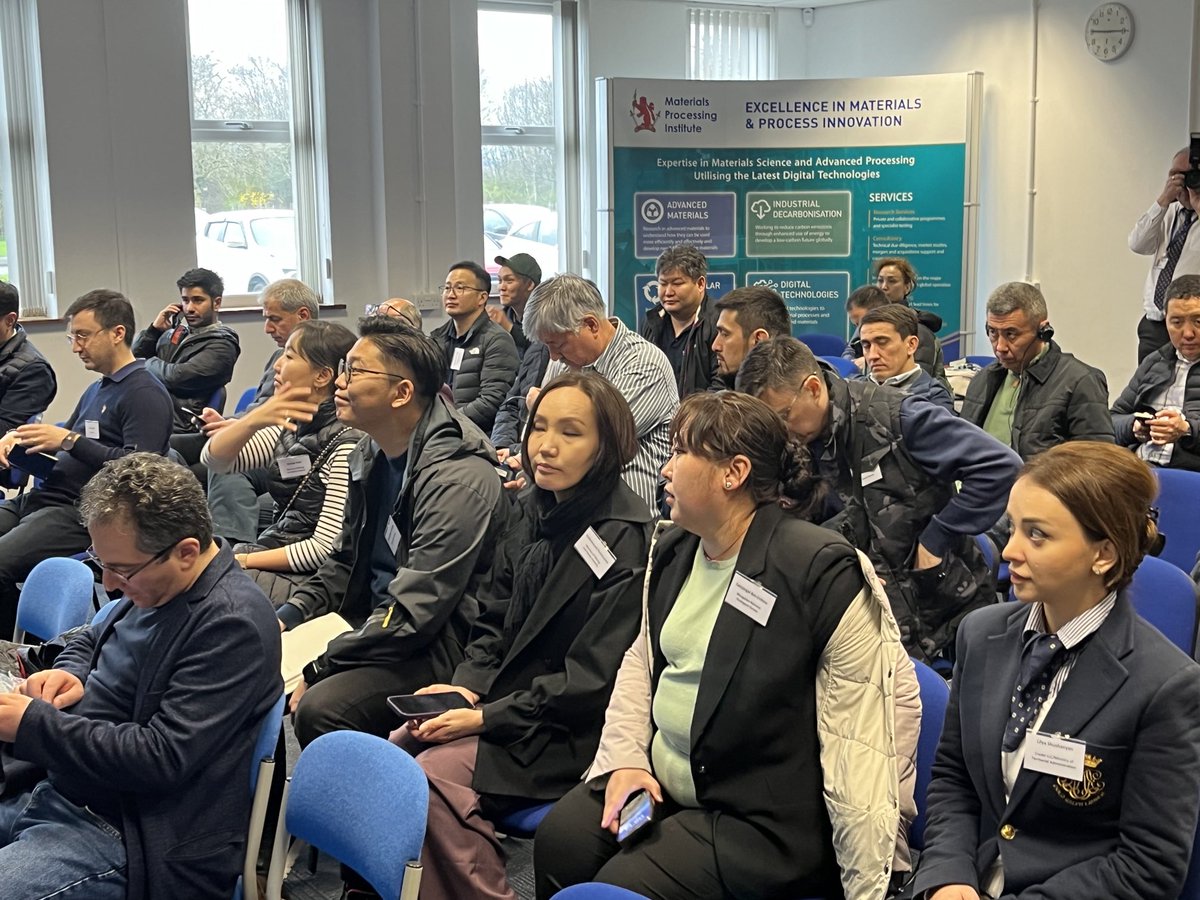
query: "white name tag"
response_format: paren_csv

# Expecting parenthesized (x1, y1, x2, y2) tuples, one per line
(84, 420, 100, 440)
(277, 454, 312, 480)
(723, 571, 777, 626)
(1024, 731, 1086, 781)
(861, 465, 883, 487)
(575, 526, 616, 579)
(451, 347, 466, 371)
(384, 516, 402, 554)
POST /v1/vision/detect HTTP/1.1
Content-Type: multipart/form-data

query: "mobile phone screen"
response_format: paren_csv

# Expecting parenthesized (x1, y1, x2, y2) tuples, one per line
(617, 790, 654, 843)
(386, 691, 472, 721)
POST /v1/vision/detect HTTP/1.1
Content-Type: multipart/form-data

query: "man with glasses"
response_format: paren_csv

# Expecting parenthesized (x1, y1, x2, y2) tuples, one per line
(0, 452, 281, 899)
(737, 336, 1020, 662)
(279, 318, 507, 753)
(0, 290, 173, 636)
(429, 261, 519, 433)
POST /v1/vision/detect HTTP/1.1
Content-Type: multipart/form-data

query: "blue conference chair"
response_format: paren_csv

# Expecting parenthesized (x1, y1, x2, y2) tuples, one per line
(964, 355, 995, 368)
(234, 386, 258, 415)
(910, 658, 950, 852)
(800, 333, 848, 357)
(265, 731, 427, 900)
(14, 557, 96, 643)
(208, 385, 228, 417)
(553, 886, 651, 899)
(1128, 555, 1198, 656)
(89, 598, 122, 630)
(496, 801, 554, 838)
(236, 693, 287, 900)
(820, 356, 860, 378)
(1153, 468, 1200, 574)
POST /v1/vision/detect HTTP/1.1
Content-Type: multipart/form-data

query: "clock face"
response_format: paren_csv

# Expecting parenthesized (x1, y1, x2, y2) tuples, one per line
(1086, 3, 1133, 61)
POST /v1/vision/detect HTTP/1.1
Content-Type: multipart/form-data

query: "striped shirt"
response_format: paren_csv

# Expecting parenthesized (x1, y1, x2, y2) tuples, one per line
(200, 426, 354, 572)
(543, 319, 678, 509)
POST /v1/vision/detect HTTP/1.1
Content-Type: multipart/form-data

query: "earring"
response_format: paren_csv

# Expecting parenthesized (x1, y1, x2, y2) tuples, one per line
(724, 481, 732, 489)
(1092, 566, 1103, 575)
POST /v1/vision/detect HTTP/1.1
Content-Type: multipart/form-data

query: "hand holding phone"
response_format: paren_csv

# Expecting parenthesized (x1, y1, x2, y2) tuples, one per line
(617, 790, 655, 844)
(387, 691, 473, 722)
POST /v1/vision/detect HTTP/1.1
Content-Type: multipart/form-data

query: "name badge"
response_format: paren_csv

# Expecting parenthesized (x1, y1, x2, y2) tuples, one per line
(277, 454, 312, 480)
(384, 516, 402, 554)
(723, 571, 777, 626)
(861, 465, 883, 487)
(575, 526, 616, 579)
(84, 420, 100, 440)
(1024, 731, 1086, 781)
(451, 347, 466, 371)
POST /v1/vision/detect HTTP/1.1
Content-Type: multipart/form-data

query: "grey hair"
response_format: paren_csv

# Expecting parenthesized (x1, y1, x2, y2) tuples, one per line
(986, 281, 1048, 322)
(736, 336, 820, 397)
(261, 278, 320, 317)
(655, 244, 708, 280)
(524, 274, 607, 338)
(79, 453, 213, 553)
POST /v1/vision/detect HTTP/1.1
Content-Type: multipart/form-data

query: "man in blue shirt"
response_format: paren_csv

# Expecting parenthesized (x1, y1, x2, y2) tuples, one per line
(0, 290, 173, 635)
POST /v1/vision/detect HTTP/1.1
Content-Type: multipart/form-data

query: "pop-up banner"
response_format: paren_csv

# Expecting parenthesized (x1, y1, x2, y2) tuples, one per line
(597, 73, 982, 356)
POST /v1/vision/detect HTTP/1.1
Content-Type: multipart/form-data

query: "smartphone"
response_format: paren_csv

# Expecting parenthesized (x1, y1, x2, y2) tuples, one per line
(617, 789, 655, 844)
(386, 691, 472, 721)
(495, 464, 521, 484)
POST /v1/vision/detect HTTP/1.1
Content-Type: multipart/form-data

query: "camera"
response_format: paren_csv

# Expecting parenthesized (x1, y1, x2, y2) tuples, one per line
(1185, 132, 1200, 191)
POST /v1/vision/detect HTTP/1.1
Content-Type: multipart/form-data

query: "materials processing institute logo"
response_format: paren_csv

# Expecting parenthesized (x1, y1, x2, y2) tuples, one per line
(630, 90, 659, 133)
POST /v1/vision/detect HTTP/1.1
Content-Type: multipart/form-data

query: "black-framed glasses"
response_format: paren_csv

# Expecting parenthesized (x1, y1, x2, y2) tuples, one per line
(85, 543, 175, 584)
(441, 282, 487, 296)
(336, 359, 407, 384)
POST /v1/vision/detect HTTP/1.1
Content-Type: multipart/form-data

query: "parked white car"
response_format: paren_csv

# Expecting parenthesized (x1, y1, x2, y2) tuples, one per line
(484, 203, 547, 239)
(196, 208, 297, 295)
(497, 209, 559, 278)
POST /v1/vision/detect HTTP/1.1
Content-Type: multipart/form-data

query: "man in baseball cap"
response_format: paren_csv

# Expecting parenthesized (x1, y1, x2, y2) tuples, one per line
(488, 252, 542, 358)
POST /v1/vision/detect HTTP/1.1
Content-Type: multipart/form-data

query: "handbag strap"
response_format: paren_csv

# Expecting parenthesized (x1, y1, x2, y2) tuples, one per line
(277, 427, 352, 520)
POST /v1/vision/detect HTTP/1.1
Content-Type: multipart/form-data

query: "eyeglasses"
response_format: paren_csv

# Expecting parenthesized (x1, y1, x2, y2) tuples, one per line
(441, 282, 487, 296)
(65, 327, 111, 346)
(85, 543, 175, 584)
(336, 359, 407, 384)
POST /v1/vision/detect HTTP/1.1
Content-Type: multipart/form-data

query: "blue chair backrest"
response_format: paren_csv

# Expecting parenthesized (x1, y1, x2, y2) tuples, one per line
(800, 333, 849, 357)
(89, 598, 122, 630)
(208, 385, 228, 417)
(964, 355, 996, 368)
(820, 355, 860, 378)
(234, 386, 258, 415)
(286, 731, 427, 899)
(911, 658, 951, 851)
(1128, 555, 1198, 656)
(16, 557, 96, 643)
(553, 886, 652, 899)
(250, 694, 286, 794)
(1153, 469, 1200, 574)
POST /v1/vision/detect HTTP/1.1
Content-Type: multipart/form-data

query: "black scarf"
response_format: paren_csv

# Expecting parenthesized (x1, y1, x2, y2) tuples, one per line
(503, 465, 620, 643)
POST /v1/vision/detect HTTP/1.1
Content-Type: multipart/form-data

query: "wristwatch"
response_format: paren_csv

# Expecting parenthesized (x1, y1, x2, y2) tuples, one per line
(60, 432, 81, 452)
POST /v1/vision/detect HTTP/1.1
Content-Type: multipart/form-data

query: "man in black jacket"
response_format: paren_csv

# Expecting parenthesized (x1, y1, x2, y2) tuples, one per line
(487, 252, 541, 358)
(429, 260, 519, 434)
(961, 281, 1113, 459)
(132, 267, 240, 436)
(640, 244, 721, 397)
(0, 282, 56, 434)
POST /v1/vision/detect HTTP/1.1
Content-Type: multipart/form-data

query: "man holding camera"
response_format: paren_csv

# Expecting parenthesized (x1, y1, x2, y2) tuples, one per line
(1129, 145, 1200, 363)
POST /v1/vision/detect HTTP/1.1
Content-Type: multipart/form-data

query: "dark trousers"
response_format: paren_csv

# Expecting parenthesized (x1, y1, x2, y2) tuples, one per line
(292, 659, 442, 748)
(533, 778, 727, 900)
(208, 468, 273, 544)
(1138, 315, 1170, 364)
(0, 495, 91, 637)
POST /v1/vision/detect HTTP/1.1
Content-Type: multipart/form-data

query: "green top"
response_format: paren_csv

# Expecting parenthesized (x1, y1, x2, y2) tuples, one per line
(982, 345, 1048, 447)
(650, 544, 738, 807)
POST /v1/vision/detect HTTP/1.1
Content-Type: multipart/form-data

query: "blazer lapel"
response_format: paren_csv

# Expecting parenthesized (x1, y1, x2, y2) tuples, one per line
(689, 505, 781, 748)
(978, 606, 1028, 816)
(502, 550, 593, 664)
(1004, 597, 1134, 815)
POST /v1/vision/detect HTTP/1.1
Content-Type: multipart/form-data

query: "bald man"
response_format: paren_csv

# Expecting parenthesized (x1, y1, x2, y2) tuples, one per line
(377, 298, 422, 331)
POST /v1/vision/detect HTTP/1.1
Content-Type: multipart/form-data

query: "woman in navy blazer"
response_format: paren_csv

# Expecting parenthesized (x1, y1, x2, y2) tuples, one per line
(914, 442, 1200, 899)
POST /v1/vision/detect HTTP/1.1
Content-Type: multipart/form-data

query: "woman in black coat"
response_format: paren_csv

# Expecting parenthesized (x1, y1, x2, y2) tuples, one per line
(391, 371, 655, 900)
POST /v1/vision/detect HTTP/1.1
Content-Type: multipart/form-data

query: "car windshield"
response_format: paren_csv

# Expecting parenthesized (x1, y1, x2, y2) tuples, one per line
(250, 216, 296, 256)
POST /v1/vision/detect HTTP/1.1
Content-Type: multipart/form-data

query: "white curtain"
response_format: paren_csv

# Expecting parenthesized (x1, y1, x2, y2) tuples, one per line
(687, 7, 774, 80)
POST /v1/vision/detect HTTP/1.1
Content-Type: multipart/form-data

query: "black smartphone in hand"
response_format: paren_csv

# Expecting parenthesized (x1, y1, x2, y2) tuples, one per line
(617, 789, 655, 844)
(387, 692, 472, 722)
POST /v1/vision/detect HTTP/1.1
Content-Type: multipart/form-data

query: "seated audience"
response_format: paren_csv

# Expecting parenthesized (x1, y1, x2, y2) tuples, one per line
(488, 252, 542, 357)
(376, 297, 423, 330)
(1111, 274, 1200, 470)
(519, 274, 678, 509)
(0, 453, 282, 899)
(490, 340, 550, 454)
(961, 281, 1112, 458)
(738, 337, 1021, 660)
(201, 321, 362, 605)
(913, 442, 1200, 900)
(429, 260, 520, 434)
(133, 267, 240, 437)
(392, 372, 654, 900)
(0, 281, 56, 434)
(535, 391, 905, 900)
(640, 244, 721, 396)
(858, 304, 955, 410)
(710, 285, 791, 389)
(283, 319, 507, 748)
(0, 291, 172, 636)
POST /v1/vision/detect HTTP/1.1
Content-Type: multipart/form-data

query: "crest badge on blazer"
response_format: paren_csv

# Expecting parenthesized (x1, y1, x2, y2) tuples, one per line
(1054, 753, 1105, 806)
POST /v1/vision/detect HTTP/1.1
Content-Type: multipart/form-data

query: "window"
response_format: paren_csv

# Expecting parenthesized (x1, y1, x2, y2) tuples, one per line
(0, 0, 55, 316)
(187, 0, 327, 300)
(687, 6, 776, 80)
(479, 2, 560, 280)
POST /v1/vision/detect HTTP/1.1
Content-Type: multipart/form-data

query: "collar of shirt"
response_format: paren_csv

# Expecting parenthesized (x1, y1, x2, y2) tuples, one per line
(586, 318, 629, 376)
(1022, 591, 1117, 650)
(103, 359, 146, 385)
(870, 365, 921, 389)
